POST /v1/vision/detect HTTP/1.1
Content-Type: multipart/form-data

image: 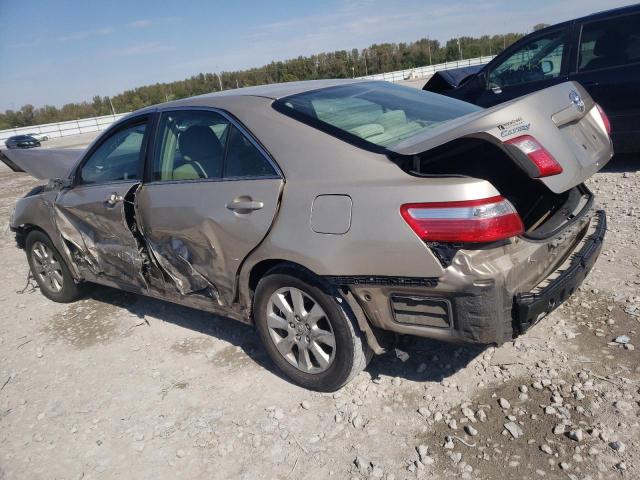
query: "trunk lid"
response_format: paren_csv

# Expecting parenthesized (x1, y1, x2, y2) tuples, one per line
(390, 81, 613, 193)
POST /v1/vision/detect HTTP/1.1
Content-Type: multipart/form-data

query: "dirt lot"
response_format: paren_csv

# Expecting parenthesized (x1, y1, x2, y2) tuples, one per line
(0, 157, 639, 480)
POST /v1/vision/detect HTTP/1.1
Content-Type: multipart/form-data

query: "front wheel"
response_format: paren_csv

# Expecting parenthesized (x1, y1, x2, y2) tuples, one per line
(25, 230, 81, 303)
(254, 268, 370, 391)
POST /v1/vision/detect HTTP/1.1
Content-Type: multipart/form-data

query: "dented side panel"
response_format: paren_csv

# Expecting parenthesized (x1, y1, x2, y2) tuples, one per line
(54, 182, 147, 288)
(135, 178, 283, 306)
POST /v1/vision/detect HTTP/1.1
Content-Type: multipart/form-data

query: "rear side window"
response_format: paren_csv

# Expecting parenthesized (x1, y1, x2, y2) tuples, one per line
(578, 13, 640, 72)
(273, 82, 480, 150)
(152, 110, 276, 181)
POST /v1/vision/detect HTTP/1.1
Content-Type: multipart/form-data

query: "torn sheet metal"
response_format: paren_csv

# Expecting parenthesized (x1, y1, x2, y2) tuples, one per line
(51, 183, 146, 286)
(0, 148, 82, 179)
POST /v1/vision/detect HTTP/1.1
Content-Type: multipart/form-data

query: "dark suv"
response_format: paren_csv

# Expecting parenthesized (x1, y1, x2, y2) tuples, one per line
(424, 4, 640, 153)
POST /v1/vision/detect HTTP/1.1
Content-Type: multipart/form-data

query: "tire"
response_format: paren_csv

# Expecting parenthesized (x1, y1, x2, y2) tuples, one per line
(253, 267, 371, 391)
(25, 230, 82, 303)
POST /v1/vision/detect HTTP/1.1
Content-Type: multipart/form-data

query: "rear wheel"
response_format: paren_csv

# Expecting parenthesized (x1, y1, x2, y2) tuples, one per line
(25, 230, 81, 303)
(254, 268, 370, 391)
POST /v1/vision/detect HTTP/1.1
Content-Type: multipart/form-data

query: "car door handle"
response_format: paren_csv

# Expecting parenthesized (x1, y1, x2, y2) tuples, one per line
(226, 197, 264, 214)
(581, 81, 599, 87)
(491, 86, 502, 94)
(105, 192, 123, 207)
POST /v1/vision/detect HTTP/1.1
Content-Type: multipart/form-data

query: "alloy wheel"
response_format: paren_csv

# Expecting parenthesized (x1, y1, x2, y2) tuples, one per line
(31, 241, 64, 293)
(266, 286, 336, 374)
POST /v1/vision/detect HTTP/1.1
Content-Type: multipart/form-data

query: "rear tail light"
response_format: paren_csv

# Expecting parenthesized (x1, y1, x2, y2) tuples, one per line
(595, 103, 611, 135)
(505, 135, 563, 177)
(400, 196, 524, 243)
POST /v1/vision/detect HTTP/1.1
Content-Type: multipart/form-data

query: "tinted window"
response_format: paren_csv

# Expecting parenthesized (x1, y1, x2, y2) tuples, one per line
(578, 13, 640, 72)
(488, 29, 566, 88)
(153, 110, 275, 181)
(80, 122, 146, 184)
(153, 110, 229, 181)
(274, 82, 480, 149)
(224, 126, 276, 177)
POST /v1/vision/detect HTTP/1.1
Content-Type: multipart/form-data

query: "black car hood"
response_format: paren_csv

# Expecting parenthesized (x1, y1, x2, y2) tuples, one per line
(422, 65, 483, 93)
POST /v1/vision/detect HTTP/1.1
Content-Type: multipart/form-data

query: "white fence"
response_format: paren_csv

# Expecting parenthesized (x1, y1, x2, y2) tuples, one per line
(0, 113, 127, 143)
(0, 55, 495, 144)
(359, 55, 495, 82)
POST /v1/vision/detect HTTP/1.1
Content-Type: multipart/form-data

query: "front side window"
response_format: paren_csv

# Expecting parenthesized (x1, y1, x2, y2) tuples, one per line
(152, 110, 275, 181)
(274, 82, 480, 149)
(578, 13, 640, 72)
(80, 121, 146, 184)
(488, 29, 567, 88)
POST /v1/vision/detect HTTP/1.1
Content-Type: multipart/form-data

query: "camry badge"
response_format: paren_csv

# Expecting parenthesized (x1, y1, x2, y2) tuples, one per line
(569, 90, 585, 113)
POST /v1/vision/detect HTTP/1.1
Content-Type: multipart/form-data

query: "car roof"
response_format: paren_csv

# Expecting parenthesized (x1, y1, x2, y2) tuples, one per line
(534, 2, 640, 34)
(126, 78, 373, 116)
(191, 78, 368, 101)
(576, 3, 640, 23)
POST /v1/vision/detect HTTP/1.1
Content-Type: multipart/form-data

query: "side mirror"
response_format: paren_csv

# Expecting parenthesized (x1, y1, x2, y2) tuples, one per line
(464, 71, 486, 92)
(541, 60, 553, 74)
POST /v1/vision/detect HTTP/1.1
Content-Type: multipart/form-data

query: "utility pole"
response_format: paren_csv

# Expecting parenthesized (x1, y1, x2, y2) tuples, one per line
(427, 38, 432, 65)
(457, 38, 463, 60)
(236, 78, 239, 88)
(363, 53, 368, 76)
(108, 97, 116, 115)
(217, 73, 223, 91)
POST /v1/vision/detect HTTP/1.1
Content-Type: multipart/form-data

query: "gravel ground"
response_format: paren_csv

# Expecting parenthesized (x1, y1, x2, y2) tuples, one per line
(0, 157, 639, 480)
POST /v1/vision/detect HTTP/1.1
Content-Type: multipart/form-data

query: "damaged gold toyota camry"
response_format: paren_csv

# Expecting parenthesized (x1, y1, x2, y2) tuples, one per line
(2, 79, 612, 391)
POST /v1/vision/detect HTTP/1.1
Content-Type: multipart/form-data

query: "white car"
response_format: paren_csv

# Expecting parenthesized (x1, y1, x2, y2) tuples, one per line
(26, 132, 49, 141)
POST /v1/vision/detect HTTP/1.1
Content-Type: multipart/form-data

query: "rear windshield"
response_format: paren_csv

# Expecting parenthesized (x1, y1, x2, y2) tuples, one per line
(273, 81, 481, 151)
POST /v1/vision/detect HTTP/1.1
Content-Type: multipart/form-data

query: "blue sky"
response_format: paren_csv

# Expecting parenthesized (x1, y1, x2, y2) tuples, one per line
(0, 0, 633, 111)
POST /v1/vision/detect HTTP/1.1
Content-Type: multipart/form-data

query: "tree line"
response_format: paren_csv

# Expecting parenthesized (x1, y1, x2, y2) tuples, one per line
(1, 32, 524, 129)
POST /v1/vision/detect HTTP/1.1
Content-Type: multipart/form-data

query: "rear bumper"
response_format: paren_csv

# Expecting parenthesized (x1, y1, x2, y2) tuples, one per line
(514, 209, 605, 333)
(333, 209, 606, 345)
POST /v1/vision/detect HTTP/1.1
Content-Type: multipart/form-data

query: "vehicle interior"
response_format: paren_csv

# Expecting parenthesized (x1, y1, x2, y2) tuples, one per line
(488, 34, 564, 88)
(153, 111, 275, 181)
(278, 82, 480, 148)
(79, 123, 145, 184)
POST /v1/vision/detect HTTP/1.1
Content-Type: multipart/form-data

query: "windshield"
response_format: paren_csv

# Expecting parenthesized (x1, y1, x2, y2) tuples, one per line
(273, 81, 481, 150)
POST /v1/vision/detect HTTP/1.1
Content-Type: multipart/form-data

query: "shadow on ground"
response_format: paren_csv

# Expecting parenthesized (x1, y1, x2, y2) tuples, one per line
(70, 285, 485, 388)
(602, 153, 640, 173)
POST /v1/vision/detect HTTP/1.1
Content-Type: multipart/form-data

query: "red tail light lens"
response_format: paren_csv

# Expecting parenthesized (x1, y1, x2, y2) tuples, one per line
(595, 103, 611, 135)
(400, 196, 524, 243)
(505, 135, 563, 178)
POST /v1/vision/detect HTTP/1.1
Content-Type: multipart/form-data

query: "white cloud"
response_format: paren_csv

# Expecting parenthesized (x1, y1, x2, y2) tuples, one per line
(130, 19, 152, 28)
(110, 42, 174, 56)
(58, 27, 114, 42)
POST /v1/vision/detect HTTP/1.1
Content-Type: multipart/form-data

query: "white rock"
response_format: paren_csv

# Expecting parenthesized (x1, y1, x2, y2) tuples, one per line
(417, 444, 429, 461)
(609, 441, 626, 453)
(568, 429, 584, 442)
(504, 422, 523, 439)
(498, 398, 511, 409)
(465, 425, 478, 436)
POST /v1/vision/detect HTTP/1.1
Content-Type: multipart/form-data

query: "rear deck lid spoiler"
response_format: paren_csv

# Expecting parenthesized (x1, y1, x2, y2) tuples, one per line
(0, 148, 82, 180)
(389, 81, 613, 194)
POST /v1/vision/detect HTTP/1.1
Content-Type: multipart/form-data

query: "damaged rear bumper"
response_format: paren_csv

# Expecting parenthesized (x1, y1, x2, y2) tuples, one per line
(514, 210, 605, 333)
(331, 209, 606, 345)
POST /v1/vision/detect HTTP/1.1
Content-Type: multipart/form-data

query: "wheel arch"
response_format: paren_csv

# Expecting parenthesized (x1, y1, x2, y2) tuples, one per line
(243, 258, 386, 355)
